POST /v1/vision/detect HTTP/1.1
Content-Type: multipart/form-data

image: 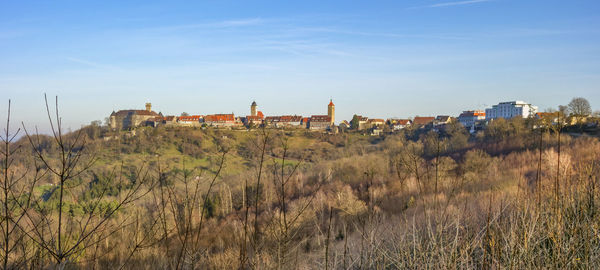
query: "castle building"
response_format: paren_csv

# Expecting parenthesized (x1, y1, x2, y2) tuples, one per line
(110, 103, 161, 130)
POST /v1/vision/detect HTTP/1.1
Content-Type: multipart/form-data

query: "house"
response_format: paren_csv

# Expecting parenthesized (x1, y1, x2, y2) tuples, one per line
(245, 101, 265, 126)
(413, 116, 435, 127)
(204, 114, 237, 127)
(536, 112, 560, 125)
(264, 115, 304, 128)
(434, 115, 452, 126)
(485, 101, 538, 120)
(351, 115, 369, 130)
(309, 115, 332, 130)
(368, 118, 385, 127)
(146, 115, 178, 127)
(458, 110, 485, 131)
(309, 100, 336, 130)
(338, 120, 350, 129)
(177, 115, 203, 127)
(244, 111, 264, 126)
(388, 119, 411, 131)
(301, 117, 310, 129)
(110, 103, 161, 130)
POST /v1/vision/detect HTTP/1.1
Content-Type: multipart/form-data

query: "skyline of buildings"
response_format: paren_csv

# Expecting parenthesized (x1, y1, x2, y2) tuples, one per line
(108, 99, 546, 132)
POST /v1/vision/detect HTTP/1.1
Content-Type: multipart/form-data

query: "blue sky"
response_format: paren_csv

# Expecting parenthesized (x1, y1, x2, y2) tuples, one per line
(1, 0, 599, 132)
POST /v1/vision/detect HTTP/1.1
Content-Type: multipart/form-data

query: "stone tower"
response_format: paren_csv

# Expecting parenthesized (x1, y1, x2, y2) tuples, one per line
(328, 99, 335, 125)
(251, 101, 257, 117)
(145, 103, 152, 112)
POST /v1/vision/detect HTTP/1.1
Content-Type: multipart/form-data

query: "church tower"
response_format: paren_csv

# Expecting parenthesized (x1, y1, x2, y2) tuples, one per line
(251, 101, 257, 117)
(145, 103, 152, 112)
(328, 99, 335, 125)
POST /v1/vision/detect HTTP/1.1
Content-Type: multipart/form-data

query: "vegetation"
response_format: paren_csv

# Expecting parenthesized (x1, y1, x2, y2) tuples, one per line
(0, 96, 599, 269)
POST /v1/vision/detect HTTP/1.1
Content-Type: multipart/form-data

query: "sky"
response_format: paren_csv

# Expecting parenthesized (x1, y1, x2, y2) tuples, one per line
(1, 0, 599, 133)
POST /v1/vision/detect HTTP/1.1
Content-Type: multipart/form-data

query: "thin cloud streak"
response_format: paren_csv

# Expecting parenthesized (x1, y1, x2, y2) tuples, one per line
(409, 0, 493, 9)
(148, 18, 265, 32)
(66, 57, 121, 70)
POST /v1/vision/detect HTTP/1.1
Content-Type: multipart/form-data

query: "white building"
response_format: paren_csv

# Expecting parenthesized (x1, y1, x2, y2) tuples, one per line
(458, 110, 486, 130)
(485, 101, 538, 120)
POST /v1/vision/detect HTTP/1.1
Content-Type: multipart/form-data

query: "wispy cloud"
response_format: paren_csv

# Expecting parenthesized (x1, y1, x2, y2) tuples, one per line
(150, 18, 265, 32)
(410, 0, 492, 9)
(66, 57, 120, 70)
(288, 26, 472, 40)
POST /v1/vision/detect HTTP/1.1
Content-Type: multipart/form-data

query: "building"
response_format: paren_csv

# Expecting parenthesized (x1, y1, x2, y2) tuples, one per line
(536, 112, 564, 126)
(328, 99, 335, 126)
(485, 101, 538, 120)
(245, 101, 264, 126)
(265, 115, 304, 128)
(146, 115, 178, 127)
(413, 116, 435, 127)
(351, 115, 369, 130)
(434, 116, 452, 126)
(309, 115, 332, 130)
(178, 115, 203, 127)
(204, 114, 237, 127)
(309, 100, 336, 130)
(301, 117, 310, 129)
(458, 110, 485, 131)
(388, 119, 411, 131)
(110, 103, 161, 130)
(338, 120, 350, 130)
(368, 118, 385, 127)
(251, 101, 258, 117)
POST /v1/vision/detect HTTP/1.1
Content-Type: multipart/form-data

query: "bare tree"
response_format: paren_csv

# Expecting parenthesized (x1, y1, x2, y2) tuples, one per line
(0, 100, 46, 269)
(567, 97, 592, 117)
(568, 97, 592, 128)
(20, 95, 156, 268)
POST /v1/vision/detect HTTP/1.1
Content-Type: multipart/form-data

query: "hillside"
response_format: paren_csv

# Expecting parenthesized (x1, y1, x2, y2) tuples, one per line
(2, 118, 600, 269)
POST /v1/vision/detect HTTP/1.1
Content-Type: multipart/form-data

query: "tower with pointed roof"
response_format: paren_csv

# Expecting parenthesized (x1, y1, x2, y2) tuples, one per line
(328, 99, 335, 125)
(251, 101, 257, 117)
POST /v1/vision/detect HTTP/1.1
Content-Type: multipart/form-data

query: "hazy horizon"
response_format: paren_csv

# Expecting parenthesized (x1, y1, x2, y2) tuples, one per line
(1, 0, 599, 133)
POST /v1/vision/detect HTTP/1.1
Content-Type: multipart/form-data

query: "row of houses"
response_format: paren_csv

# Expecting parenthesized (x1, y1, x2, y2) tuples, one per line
(109, 100, 337, 131)
(109, 100, 548, 133)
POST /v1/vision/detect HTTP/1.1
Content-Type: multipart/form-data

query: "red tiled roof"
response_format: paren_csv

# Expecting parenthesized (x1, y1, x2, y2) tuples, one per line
(329, 100, 335, 106)
(178, 115, 202, 122)
(459, 110, 485, 118)
(413, 116, 435, 125)
(310, 115, 331, 122)
(265, 115, 303, 122)
(205, 114, 235, 122)
(390, 119, 411, 125)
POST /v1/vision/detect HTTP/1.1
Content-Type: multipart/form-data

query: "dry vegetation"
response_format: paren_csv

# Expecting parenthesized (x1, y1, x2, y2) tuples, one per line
(1, 97, 599, 269)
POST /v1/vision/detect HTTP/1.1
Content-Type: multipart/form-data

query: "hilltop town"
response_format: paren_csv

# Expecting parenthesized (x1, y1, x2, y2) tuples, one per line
(109, 99, 592, 135)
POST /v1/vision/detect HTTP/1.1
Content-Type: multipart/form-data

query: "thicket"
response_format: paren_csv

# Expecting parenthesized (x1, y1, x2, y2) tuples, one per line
(0, 97, 599, 269)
